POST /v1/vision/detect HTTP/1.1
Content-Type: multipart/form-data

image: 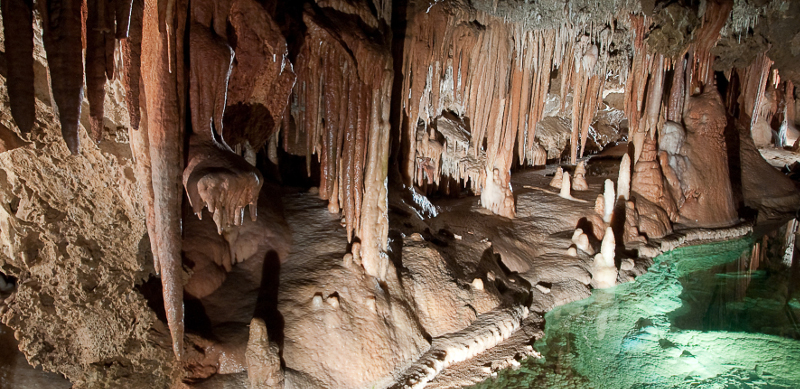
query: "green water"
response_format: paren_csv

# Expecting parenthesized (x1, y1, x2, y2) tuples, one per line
(473, 239, 800, 389)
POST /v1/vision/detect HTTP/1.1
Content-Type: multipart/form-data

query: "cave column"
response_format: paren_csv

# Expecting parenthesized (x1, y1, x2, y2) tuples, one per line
(360, 71, 393, 280)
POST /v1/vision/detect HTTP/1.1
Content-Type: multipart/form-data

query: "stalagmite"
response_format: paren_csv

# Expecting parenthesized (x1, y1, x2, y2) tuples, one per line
(559, 171, 572, 198)
(592, 227, 617, 289)
(573, 161, 588, 191)
(1, 0, 36, 134)
(595, 194, 605, 216)
(631, 138, 678, 217)
(550, 167, 564, 188)
(617, 154, 631, 201)
(677, 87, 738, 227)
(246, 318, 284, 389)
(571, 228, 594, 255)
(623, 200, 646, 244)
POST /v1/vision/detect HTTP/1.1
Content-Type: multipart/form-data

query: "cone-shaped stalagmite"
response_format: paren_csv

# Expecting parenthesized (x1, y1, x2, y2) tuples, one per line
(550, 167, 564, 188)
(592, 227, 617, 289)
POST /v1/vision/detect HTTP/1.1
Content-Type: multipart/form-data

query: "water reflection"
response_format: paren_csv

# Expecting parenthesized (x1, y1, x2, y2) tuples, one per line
(672, 228, 800, 339)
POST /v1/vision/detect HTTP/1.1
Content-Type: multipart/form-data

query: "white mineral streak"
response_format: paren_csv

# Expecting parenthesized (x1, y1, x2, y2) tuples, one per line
(393, 306, 529, 389)
(603, 179, 615, 223)
(617, 153, 631, 201)
(559, 171, 572, 198)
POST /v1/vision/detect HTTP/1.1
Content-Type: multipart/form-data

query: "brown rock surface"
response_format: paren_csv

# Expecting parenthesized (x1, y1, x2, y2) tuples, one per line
(677, 87, 739, 227)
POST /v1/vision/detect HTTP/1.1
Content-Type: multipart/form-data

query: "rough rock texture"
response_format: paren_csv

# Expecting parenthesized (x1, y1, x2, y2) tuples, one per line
(0, 69, 176, 387)
(400, 240, 502, 337)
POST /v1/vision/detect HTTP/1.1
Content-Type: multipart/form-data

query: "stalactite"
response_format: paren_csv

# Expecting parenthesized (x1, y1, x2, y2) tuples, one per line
(741, 52, 775, 130)
(40, 0, 85, 154)
(624, 14, 648, 151)
(141, 0, 186, 359)
(86, 0, 113, 141)
(288, 10, 392, 270)
(129, 113, 158, 275)
(399, 4, 623, 216)
(121, 0, 143, 131)
(1, 0, 36, 134)
(633, 54, 666, 163)
(188, 21, 234, 148)
(567, 37, 603, 164)
(666, 55, 685, 123)
(689, 0, 733, 90)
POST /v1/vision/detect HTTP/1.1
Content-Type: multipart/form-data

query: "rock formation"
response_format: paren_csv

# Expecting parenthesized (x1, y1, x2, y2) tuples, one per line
(246, 318, 284, 389)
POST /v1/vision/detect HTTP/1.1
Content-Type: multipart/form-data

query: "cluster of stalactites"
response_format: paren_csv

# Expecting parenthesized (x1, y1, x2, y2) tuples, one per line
(730, 50, 797, 149)
(288, 14, 391, 243)
(401, 5, 617, 199)
(560, 30, 608, 164)
(625, 2, 734, 164)
(1, 0, 135, 153)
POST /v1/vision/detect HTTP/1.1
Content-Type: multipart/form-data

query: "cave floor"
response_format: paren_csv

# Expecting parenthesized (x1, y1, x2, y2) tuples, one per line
(184, 158, 639, 388)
